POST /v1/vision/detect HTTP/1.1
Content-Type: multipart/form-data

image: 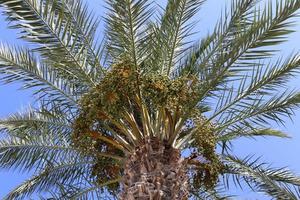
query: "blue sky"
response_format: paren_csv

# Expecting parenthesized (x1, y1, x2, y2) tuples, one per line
(0, 0, 300, 199)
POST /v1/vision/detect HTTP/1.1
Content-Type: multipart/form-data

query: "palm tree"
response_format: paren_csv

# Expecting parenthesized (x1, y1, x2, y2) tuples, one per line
(1, 0, 300, 199)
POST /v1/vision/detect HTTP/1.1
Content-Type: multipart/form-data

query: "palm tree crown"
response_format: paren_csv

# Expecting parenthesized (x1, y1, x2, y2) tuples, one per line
(1, 0, 300, 199)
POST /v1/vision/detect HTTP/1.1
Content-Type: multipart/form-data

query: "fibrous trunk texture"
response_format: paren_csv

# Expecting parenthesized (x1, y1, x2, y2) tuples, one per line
(119, 137, 189, 200)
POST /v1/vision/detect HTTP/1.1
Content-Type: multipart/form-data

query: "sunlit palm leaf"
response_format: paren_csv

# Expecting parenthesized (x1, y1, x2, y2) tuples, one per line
(217, 128, 289, 142)
(0, 0, 300, 199)
(68, 178, 121, 200)
(3, 158, 94, 200)
(149, 0, 205, 75)
(105, 0, 153, 69)
(195, 0, 300, 101)
(0, 132, 76, 171)
(222, 155, 300, 199)
(0, 106, 72, 139)
(210, 54, 300, 124)
(177, 0, 259, 77)
(0, 0, 103, 86)
(0, 44, 78, 108)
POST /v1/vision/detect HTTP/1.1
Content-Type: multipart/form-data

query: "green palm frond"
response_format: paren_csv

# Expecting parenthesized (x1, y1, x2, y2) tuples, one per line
(216, 91, 300, 139)
(210, 54, 300, 124)
(190, 0, 300, 101)
(215, 89, 300, 151)
(0, 106, 72, 139)
(190, 185, 231, 200)
(59, 0, 106, 77)
(1, 0, 300, 199)
(3, 158, 94, 200)
(217, 128, 289, 142)
(45, 183, 118, 200)
(0, 132, 76, 171)
(0, 43, 78, 108)
(222, 155, 300, 199)
(0, 0, 103, 86)
(68, 178, 121, 200)
(181, 0, 258, 76)
(220, 0, 299, 64)
(0, 105, 122, 198)
(155, 0, 205, 75)
(105, 0, 153, 69)
(177, 0, 259, 77)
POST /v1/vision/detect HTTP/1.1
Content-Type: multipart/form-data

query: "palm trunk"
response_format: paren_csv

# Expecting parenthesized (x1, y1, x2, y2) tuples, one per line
(119, 137, 189, 200)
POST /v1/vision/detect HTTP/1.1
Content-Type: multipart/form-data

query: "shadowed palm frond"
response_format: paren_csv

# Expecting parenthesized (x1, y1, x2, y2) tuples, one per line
(0, 104, 77, 171)
(0, 103, 122, 198)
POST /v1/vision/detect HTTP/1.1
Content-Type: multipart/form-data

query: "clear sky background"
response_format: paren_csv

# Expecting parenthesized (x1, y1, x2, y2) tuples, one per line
(0, 0, 300, 199)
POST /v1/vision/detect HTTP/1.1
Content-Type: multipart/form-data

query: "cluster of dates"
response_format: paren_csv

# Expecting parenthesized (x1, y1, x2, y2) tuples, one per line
(72, 60, 222, 192)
